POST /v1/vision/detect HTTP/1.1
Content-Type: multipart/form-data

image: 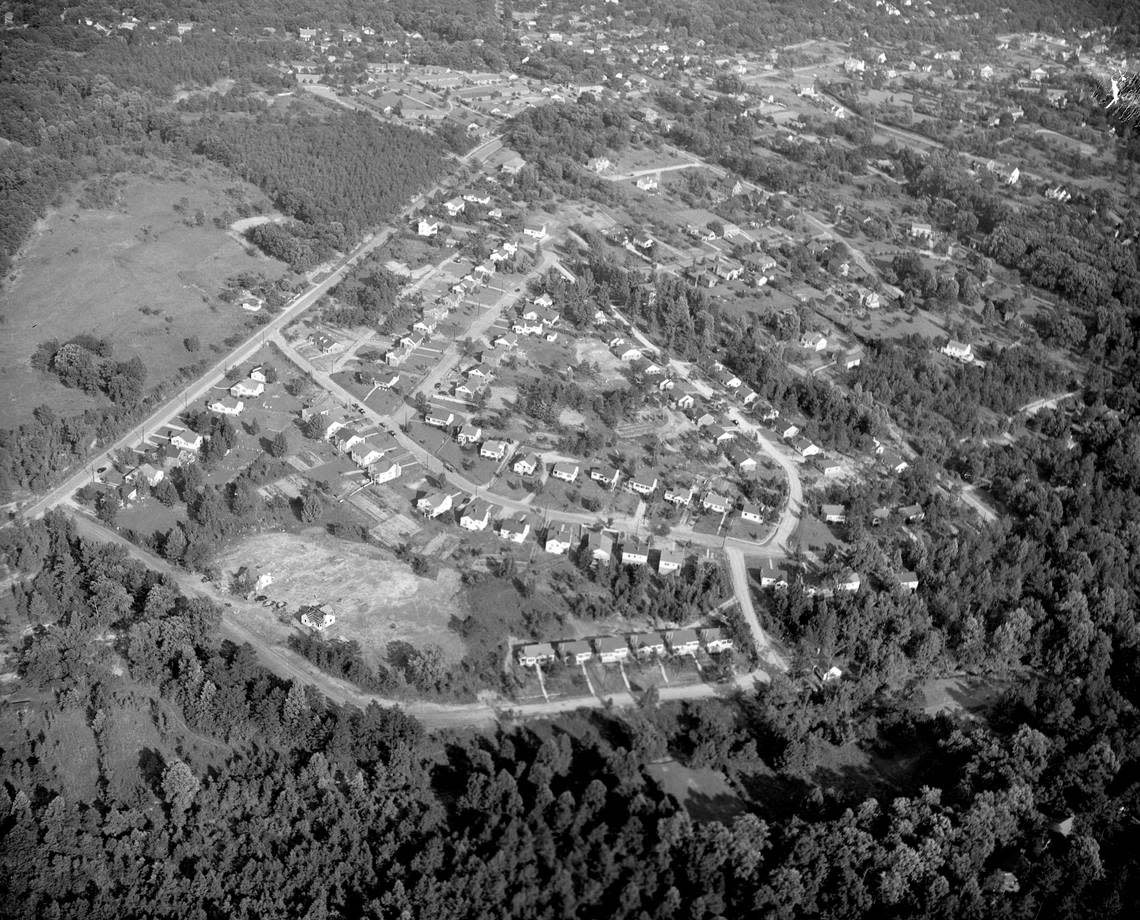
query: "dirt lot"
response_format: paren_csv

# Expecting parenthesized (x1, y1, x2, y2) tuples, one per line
(216, 529, 467, 668)
(0, 165, 285, 427)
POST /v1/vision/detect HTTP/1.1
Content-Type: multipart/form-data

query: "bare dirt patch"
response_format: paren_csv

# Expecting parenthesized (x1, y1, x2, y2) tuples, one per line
(215, 529, 467, 668)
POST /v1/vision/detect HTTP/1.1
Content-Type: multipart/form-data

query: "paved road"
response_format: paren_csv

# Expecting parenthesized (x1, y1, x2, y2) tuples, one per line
(959, 484, 998, 523)
(725, 546, 789, 671)
(603, 162, 701, 182)
(1018, 390, 1078, 416)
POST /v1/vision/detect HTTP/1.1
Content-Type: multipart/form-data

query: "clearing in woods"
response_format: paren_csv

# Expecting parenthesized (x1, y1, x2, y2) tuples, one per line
(0, 164, 286, 428)
(215, 529, 468, 670)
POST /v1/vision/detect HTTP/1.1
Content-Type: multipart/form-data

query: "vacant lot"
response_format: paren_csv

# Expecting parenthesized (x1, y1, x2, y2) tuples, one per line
(216, 529, 467, 669)
(0, 165, 285, 427)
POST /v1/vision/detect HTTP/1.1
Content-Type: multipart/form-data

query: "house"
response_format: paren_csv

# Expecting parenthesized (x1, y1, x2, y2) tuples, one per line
(707, 426, 736, 446)
(1031, 66, 1048, 82)
(333, 427, 363, 453)
(523, 221, 547, 240)
(821, 503, 848, 524)
(551, 461, 580, 483)
(780, 423, 801, 441)
(425, 409, 455, 429)
(792, 437, 821, 457)
(800, 331, 827, 351)
(615, 346, 643, 361)
(656, 549, 685, 575)
(836, 569, 861, 593)
(897, 571, 919, 592)
(516, 642, 557, 666)
(842, 347, 864, 370)
(980, 64, 994, 80)
(498, 516, 531, 543)
(443, 197, 466, 217)
(900, 503, 925, 523)
(631, 632, 667, 658)
(636, 174, 659, 191)
(759, 559, 789, 589)
(674, 392, 698, 411)
(871, 506, 891, 527)
(738, 386, 758, 406)
(594, 635, 630, 663)
(702, 492, 732, 514)
(136, 463, 164, 487)
(627, 475, 657, 496)
(480, 440, 509, 461)
(249, 367, 267, 384)
(350, 440, 385, 468)
(309, 332, 337, 353)
(417, 217, 440, 237)
(702, 627, 734, 653)
(300, 607, 336, 631)
(456, 423, 483, 447)
(544, 522, 579, 555)
(559, 639, 594, 666)
(369, 458, 402, 484)
(941, 340, 974, 362)
(208, 397, 243, 416)
(620, 539, 650, 567)
(844, 56, 866, 74)
(494, 331, 520, 350)
(460, 499, 493, 531)
(664, 487, 694, 507)
(813, 458, 843, 477)
(170, 430, 203, 452)
(592, 467, 621, 490)
(585, 530, 614, 564)
(513, 453, 539, 476)
(417, 491, 455, 518)
(726, 448, 758, 473)
(668, 628, 701, 656)
(587, 156, 612, 173)
(910, 222, 934, 241)
(740, 503, 764, 524)
(881, 451, 909, 474)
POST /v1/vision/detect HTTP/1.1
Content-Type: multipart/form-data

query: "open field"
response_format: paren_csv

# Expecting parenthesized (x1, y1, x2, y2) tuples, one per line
(647, 761, 746, 824)
(0, 165, 286, 427)
(215, 529, 467, 668)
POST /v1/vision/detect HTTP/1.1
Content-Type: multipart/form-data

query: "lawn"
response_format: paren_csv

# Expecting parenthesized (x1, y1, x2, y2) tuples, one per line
(0, 164, 286, 427)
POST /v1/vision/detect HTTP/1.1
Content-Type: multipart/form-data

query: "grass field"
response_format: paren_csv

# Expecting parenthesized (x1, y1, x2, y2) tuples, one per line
(216, 529, 467, 670)
(0, 164, 286, 427)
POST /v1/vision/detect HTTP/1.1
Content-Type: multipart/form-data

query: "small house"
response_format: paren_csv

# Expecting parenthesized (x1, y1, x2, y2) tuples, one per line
(460, 499, 493, 531)
(545, 522, 579, 555)
(208, 397, 244, 416)
(516, 643, 557, 666)
(229, 379, 264, 399)
(702, 492, 732, 514)
(664, 487, 693, 507)
(656, 549, 685, 575)
(900, 503, 925, 523)
(821, 503, 848, 524)
(551, 461, 580, 483)
(559, 639, 594, 666)
(498, 516, 532, 543)
(369, 459, 402, 484)
(701, 627, 733, 653)
(417, 492, 455, 518)
(897, 571, 919, 592)
(628, 475, 657, 496)
(456, 423, 483, 447)
(171, 431, 203, 452)
(480, 440, 509, 461)
(668, 628, 701, 656)
(594, 635, 630, 663)
(620, 539, 650, 567)
(630, 632, 667, 658)
(513, 453, 539, 476)
(585, 531, 614, 565)
(591, 467, 621, 490)
(740, 503, 764, 524)
(425, 409, 455, 429)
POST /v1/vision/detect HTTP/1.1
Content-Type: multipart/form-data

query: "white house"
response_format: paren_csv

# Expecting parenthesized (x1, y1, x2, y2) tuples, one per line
(800, 331, 827, 351)
(628, 475, 657, 496)
(498, 516, 531, 543)
(480, 439, 509, 461)
(171, 430, 203, 452)
(702, 492, 731, 514)
(740, 503, 764, 524)
(701, 627, 734, 653)
(417, 491, 455, 518)
(657, 549, 685, 575)
(350, 440, 385, 468)
(592, 467, 621, 490)
(821, 503, 848, 524)
(559, 639, 594, 666)
(443, 197, 466, 217)
(425, 409, 455, 429)
(545, 522, 578, 555)
(456, 423, 483, 447)
(516, 642, 557, 667)
(369, 459, 402, 484)
(460, 499, 492, 531)
(551, 461, 580, 483)
(513, 453, 539, 476)
(620, 540, 650, 567)
(229, 379, 264, 399)
(664, 487, 694, 507)
(941, 340, 974, 362)
(668, 628, 701, 656)
(208, 398, 243, 416)
(523, 221, 547, 240)
(417, 218, 440, 237)
(594, 635, 629, 663)
(300, 607, 336, 631)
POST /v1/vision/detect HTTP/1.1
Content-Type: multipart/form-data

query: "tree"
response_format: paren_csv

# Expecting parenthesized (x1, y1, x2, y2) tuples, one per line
(161, 759, 199, 817)
(298, 487, 323, 524)
(184, 335, 201, 353)
(269, 430, 290, 458)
